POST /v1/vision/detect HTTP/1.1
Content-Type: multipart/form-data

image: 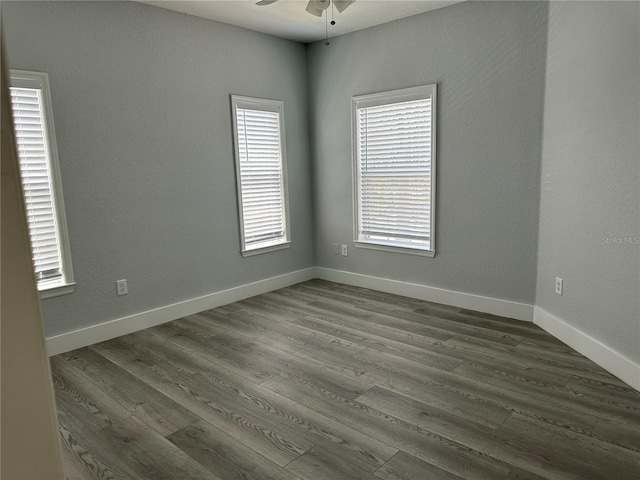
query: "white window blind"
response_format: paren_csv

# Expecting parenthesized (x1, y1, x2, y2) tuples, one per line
(11, 86, 63, 282)
(353, 85, 436, 255)
(231, 96, 290, 256)
(9, 70, 74, 296)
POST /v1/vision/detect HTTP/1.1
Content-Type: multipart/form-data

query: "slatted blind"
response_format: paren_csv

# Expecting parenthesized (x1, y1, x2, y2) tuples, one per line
(9, 85, 64, 283)
(235, 106, 286, 250)
(356, 94, 433, 250)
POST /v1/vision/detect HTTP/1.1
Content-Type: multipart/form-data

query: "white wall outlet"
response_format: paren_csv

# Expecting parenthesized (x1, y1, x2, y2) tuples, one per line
(555, 277, 563, 295)
(341, 244, 348, 256)
(333, 244, 340, 255)
(116, 279, 128, 296)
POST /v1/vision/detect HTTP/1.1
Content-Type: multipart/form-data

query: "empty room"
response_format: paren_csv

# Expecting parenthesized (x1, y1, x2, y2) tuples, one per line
(1, 0, 639, 479)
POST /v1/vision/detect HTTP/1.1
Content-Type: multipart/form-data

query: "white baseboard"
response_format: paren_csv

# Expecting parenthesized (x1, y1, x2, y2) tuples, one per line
(315, 267, 534, 322)
(46, 265, 639, 391)
(534, 307, 640, 391)
(45, 267, 316, 357)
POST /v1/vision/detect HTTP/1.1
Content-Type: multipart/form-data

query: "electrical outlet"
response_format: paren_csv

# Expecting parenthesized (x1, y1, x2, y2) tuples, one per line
(341, 244, 348, 256)
(555, 277, 563, 296)
(116, 279, 128, 296)
(333, 244, 340, 255)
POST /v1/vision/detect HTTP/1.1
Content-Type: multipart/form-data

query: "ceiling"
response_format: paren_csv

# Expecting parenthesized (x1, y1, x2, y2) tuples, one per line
(136, 0, 463, 43)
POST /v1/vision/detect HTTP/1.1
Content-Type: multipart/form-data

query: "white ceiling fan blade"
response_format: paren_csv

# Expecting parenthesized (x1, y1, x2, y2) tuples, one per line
(256, 0, 279, 5)
(306, 0, 330, 17)
(333, 0, 355, 13)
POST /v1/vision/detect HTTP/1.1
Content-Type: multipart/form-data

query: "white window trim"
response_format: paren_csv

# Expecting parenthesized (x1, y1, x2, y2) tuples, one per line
(231, 95, 291, 257)
(352, 84, 437, 257)
(10, 70, 75, 298)
(353, 240, 435, 257)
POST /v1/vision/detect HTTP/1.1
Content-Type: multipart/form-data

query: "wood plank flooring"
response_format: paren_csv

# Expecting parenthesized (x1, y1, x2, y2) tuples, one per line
(52, 279, 640, 480)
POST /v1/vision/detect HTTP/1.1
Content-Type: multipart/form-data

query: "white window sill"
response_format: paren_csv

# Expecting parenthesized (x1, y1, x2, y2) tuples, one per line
(242, 241, 291, 257)
(354, 241, 435, 257)
(39, 282, 76, 300)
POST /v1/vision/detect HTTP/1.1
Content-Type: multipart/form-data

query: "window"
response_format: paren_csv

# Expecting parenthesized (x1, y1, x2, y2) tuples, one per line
(231, 95, 290, 256)
(9, 70, 75, 298)
(353, 84, 436, 256)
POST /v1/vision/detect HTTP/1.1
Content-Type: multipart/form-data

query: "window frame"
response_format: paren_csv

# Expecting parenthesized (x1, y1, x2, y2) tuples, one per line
(9, 69, 75, 298)
(230, 95, 291, 257)
(352, 84, 437, 257)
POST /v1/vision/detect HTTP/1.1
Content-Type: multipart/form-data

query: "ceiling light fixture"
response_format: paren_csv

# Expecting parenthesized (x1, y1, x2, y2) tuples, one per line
(256, 0, 355, 17)
(256, 0, 356, 45)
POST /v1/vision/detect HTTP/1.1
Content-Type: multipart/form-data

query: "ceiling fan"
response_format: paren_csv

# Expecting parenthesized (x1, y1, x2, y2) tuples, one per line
(256, 0, 356, 18)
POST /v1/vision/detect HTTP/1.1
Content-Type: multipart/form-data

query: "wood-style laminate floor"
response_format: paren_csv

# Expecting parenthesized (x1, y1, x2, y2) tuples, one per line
(53, 280, 640, 480)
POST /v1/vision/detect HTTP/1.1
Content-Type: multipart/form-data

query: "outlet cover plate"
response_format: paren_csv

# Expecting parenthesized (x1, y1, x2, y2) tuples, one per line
(116, 279, 128, 296)
(555, 277, 563, 295)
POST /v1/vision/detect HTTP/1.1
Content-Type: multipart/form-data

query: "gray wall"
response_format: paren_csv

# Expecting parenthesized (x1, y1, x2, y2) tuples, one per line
(6, 0, 637, 369)
(307, 1, 547, 304)
(3, 1, 314, 337)
(536, 2, 640, 362)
